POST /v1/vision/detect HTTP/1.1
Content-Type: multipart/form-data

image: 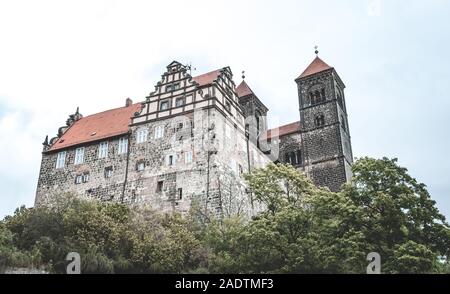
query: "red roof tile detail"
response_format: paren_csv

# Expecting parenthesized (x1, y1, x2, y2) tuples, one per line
(297, 57, 332, 79)
(236, 80, 254, 98)
(261, 121, 301, 140)
(49, 103, 141, 152)
(192, 69, 222, 86)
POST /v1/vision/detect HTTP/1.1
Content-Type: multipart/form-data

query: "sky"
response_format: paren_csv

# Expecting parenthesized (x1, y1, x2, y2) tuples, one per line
(0, 0, 449, 220)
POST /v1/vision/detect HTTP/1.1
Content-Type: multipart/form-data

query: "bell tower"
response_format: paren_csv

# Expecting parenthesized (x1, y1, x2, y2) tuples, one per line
(296, 51, 353, 192)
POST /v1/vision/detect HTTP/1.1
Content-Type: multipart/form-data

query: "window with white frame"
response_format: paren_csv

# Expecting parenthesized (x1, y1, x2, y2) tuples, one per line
(155, 125, 165, 139)
(185, 151, 193, 164)
(75, 174, 83, 184)
(136, 128, 148, 144)
(98, 142, 108, 159)
(74, 147, 85, 165)
(82, 173, 90, 183)
(56, 151, 66, 169)
(118, 137, 128, 154)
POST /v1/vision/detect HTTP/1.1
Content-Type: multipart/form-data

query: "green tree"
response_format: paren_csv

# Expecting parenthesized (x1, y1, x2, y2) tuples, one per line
(342, 157, 449, 273)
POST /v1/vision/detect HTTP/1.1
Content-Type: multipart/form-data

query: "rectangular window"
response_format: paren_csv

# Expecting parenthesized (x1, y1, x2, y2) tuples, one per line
(74, 147, 85, 165)
(165, 83, 180, 92)
(98, 142, 108, 159)
(175, 97, 185, 107)
(137, 162, 145, 172)
(104, 166, 113, 179)
(136, 128, 148, 144)
(160, 100, 170, 111)
(185, 151, 193, 164)
(177, 188, 182, 200)
(82, 173, 90, 183)
(154, 125, 165, 139)
(75, 175, 83, 184)
(156, 181, 164, 193)
(56, 151, 66, 169)
(118, 137, 128, 154)
(168, 155, 174, 166)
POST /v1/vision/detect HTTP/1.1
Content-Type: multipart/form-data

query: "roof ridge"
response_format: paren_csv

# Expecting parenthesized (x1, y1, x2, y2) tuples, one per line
(193, 67, 224, 78)
(80, 102, 141, 119)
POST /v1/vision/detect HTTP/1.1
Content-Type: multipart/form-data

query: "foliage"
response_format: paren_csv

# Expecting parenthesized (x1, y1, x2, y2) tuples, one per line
(0, 158, 448, 273)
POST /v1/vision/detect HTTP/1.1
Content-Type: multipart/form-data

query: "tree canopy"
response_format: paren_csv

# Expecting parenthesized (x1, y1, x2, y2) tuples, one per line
(0, 157, 448, 274)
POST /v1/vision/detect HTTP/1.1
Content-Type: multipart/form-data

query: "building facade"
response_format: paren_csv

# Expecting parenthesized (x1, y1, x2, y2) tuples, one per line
(35, 56, 353, 216)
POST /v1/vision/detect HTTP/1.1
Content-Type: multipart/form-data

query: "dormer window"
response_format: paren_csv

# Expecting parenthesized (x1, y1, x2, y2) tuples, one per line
(160, 100, 170, 111)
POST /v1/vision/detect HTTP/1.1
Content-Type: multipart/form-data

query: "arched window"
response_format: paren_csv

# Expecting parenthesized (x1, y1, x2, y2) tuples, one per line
(315, 114, 325, 127)
(308, 84, 326, 106)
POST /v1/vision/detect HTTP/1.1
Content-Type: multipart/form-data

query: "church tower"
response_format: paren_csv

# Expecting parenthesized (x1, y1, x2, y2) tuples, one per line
(296, 53, 353, 192)
(236, 77, 269, 150)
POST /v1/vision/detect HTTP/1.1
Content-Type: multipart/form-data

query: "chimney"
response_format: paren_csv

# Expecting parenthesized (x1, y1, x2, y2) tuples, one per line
(125, 98, 133, 107)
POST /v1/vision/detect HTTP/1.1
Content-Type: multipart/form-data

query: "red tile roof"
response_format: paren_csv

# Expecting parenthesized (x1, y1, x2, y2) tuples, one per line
(260, 121, 301, 140)
(49, 103, 141, 152)
(192, 69, 222, 86)
(297, 56, 333, 79)
(236, 80, 254, 98)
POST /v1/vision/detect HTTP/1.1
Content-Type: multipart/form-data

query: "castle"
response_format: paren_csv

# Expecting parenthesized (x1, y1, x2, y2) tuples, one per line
(35, 55, 353, 217)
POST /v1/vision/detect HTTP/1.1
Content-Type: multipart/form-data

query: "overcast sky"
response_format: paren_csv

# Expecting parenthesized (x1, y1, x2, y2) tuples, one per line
(0, 0, 449, 220)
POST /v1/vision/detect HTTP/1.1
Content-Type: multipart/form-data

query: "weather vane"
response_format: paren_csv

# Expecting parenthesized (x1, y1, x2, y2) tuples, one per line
(315, 45, 319, 56)
(242, 70, 246, 80)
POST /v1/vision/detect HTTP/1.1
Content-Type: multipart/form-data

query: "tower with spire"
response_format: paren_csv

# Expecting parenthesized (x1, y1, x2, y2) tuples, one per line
(295, 51, 353, 191)
(236, 73, 269, 150)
